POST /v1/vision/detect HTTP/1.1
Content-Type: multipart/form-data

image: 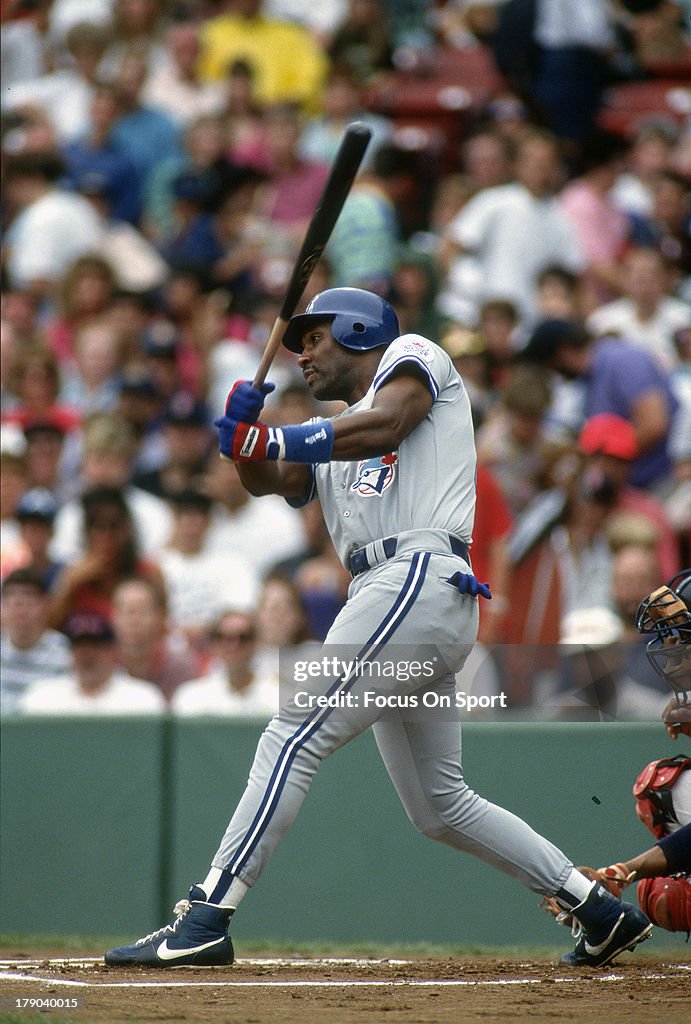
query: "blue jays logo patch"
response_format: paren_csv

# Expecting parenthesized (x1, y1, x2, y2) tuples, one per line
(351, 452, 398, 496)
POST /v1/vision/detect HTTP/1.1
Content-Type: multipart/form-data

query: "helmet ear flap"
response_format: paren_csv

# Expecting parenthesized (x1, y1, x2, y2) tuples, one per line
(331, 313, 376, 350)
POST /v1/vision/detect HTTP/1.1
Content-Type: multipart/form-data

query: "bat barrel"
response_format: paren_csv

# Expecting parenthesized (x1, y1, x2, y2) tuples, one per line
(251, 122, 372, 388)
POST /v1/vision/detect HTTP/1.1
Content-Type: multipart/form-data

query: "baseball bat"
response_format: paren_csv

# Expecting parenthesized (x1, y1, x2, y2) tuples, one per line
(252, 122, 372, 388)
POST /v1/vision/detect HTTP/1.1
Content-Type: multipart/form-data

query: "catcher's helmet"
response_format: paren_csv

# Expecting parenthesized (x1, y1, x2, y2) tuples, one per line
(636, 570, 691, 694)
(282, 288, 400, 354)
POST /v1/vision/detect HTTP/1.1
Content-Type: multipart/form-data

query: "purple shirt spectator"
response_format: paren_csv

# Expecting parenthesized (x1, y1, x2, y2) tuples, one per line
(584, 336, 678, 488)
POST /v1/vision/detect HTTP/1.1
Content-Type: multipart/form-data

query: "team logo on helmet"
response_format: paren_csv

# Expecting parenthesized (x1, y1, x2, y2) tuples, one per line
(351, 452, 398, 496)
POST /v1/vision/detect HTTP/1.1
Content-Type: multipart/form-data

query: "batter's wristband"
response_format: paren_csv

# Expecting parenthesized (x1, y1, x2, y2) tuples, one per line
(279, 420, 335, 464)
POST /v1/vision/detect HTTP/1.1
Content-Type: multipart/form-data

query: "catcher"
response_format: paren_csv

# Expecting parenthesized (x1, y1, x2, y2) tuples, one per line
(546, 570, 691, 935)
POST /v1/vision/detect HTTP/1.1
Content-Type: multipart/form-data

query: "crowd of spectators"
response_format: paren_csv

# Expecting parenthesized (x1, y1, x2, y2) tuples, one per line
(1, 0, 689, 721)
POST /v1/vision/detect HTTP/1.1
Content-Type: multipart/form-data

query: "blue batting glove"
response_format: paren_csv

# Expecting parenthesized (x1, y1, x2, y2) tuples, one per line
(224, 380, 276, 423)
(447, 572, 492, 600)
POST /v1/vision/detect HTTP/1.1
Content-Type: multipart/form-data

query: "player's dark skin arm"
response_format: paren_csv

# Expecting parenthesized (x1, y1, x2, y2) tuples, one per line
(236, 368, 433, 498)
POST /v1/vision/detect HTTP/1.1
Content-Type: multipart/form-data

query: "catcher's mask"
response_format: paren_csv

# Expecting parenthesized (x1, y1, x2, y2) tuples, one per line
(636, 570, 691, 697)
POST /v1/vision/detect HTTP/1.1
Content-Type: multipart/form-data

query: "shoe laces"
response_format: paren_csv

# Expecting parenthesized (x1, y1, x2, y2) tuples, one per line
(136, 898, 192, 947)
(555, 909, 583, 940)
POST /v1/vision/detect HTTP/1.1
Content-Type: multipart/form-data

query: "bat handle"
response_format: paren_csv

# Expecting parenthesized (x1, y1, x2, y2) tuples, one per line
(252, 316, 289, 388)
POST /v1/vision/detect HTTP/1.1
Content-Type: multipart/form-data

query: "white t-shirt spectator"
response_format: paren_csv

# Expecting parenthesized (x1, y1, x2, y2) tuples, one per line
(6, 189, 102, 290)
(206, 496, 306, 579)
(1, 20, 48, 89)
(172, 663, 278, 718)
(206, 339, 296, 422)
(141, 67, 226, 127)
(158, 548, 259, 635)
(2, 69, 95, 142)
(263, 0, 347, 36)
(51, 485, 173, 562)
(18, 669, 165, 715)
(587, 297, 691, 372)
(48, 0, 114, 45)
(441, 183, 584, 324)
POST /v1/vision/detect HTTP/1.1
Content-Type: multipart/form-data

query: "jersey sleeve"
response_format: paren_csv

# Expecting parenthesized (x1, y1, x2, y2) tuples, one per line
(372, 335, 452, 401)
(656, 823, 691, 875)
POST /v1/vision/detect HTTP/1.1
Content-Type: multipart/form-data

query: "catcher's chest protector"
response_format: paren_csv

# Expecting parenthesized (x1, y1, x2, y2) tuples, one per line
(637, 875, 691, 932)
(633, 754, 691, 839)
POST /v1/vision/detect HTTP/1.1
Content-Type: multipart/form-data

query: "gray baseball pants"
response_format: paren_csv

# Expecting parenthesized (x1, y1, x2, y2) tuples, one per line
(211, 546, 573, 895)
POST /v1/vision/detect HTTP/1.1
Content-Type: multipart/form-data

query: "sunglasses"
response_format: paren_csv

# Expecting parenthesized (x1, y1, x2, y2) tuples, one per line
(211, 630, 255, 644)
(87, 518, 127, 531)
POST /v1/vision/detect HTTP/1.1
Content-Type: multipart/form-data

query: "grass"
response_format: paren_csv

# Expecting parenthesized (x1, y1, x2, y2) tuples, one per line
(5, 932, 687, 963)
(0, 931, 579, 960)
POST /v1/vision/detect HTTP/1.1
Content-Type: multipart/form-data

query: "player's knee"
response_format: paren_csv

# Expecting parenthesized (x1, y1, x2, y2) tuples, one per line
(411, 814, 449, 841)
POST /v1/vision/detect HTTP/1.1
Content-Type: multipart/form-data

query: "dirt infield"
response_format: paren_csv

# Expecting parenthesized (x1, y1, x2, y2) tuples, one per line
(1, 947, 690, 1024)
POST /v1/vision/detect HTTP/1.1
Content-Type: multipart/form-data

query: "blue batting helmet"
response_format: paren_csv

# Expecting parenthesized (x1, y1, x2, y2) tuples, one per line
(282, 288, 400, 354)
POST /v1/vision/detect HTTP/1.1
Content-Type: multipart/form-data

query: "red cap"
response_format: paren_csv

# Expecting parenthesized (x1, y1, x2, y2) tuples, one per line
(578, 413, 640, 461)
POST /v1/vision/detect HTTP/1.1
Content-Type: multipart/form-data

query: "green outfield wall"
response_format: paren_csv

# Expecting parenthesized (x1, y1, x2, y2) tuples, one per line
(0, 718, 684, 949)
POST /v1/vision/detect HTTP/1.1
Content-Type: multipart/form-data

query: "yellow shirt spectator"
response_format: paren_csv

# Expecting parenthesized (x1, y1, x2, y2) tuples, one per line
(198, 12, 329, 112)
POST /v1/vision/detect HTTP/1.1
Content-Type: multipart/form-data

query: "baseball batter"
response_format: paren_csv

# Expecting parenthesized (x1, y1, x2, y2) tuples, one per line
(106, 288, 652, 968)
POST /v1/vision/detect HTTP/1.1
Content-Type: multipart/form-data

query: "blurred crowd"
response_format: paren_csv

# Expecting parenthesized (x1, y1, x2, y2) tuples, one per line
(1, 0, 689, 721)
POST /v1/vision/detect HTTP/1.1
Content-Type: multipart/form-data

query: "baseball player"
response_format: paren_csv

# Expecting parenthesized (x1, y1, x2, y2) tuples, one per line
(106, 288, 652, 968)
(597, 571, 690, 930)
(545, 570, 691, 933)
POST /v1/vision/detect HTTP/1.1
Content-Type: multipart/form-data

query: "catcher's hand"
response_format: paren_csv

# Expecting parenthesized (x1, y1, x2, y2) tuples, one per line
(594, 863, 637, 896)
(662, 695, 691, 740)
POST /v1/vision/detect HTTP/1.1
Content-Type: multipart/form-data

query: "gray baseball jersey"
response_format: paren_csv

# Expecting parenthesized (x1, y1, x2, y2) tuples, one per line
(313, 335, 477, 566)
(208, 334, 575, 905)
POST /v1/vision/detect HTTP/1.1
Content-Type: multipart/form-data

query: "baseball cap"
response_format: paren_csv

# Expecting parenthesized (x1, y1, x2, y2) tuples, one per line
(1, 567, 48, 596)
(16, 487, 58, 522)
(118, 367, 159, 397)
(63, 611, 115, 644)
(141, 322, 179, 359)
(22, 409, 77, 438)
(578, 414, 640, 461)
(76, 170, 110, 198)
(164, 391, 209, 427)
(559, 607, 624, 651)
(172, 173, 211, 203)
(167, 487, 213, 513)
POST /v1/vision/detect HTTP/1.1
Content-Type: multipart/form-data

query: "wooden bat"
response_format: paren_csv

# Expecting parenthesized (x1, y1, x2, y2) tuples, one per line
(252, 122, 372, 388)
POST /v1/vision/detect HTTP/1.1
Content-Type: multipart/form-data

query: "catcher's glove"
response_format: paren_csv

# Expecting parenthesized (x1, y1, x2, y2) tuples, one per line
(637, 875, 691, 932)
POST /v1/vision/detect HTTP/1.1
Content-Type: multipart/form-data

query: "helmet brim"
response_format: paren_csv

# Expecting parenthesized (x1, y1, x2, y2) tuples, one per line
(282, 313, 336, 354)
